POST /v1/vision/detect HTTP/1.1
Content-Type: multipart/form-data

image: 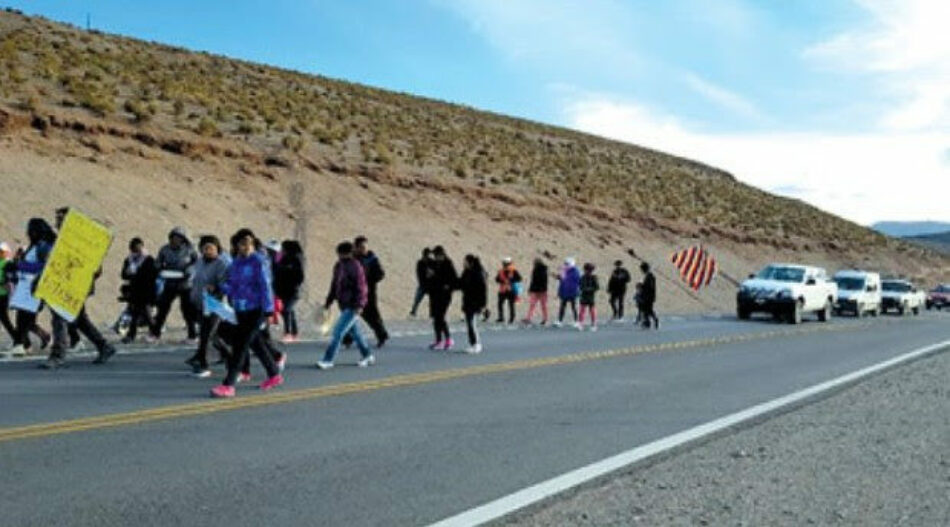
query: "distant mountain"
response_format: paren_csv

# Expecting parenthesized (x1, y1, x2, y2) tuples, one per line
(904, 231, 950, 255)
(872, 221, 950, 237)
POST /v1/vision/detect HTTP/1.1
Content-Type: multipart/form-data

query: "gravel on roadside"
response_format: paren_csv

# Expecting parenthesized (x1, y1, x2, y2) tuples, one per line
(498, 347, 950, 526)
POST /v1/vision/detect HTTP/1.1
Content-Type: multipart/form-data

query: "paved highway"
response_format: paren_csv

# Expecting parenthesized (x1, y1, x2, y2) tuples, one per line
(1, 313, 948, 526)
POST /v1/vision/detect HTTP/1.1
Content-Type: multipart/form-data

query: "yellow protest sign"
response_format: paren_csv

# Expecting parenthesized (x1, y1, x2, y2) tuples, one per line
(35, 210, 113, 322)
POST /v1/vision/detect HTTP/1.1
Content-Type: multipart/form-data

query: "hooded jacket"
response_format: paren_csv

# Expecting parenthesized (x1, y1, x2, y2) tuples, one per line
(460, 265, 488, 314)
(222, 252, 274, 314)
(326, 257, 368, 311)
(274, 252, 305, 300)
(190, 255, 231, 307)
(641, 271, 657, 305)
(557, 265, 581, 300)
(157, 227, 198, 290)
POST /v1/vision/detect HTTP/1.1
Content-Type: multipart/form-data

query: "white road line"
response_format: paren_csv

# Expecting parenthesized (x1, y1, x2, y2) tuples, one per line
(429, 338, 950, 527)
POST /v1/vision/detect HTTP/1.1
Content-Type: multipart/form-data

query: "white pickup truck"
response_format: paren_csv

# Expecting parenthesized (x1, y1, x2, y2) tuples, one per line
(881, 279, 926, 315)
(737, 264, 838, 324)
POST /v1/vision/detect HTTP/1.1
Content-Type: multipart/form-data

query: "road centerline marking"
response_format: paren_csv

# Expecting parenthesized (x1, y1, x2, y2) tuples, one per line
(0, 321, 887, 444)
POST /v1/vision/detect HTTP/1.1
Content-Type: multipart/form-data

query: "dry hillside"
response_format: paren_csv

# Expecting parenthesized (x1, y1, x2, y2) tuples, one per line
(0, 8, 947, 327)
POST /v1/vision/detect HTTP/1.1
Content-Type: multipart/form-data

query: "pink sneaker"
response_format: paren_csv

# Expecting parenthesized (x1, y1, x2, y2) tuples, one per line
(280, 335, 295, 344)
(259, 374, 284, 391)
(428, 341, 442, 350)
(441, 338, 454, 351)
(210, 385, 235, 398)
(238, 372, 252, 383)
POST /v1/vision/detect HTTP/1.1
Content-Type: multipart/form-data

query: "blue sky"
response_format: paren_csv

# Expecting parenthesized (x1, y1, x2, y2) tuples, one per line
(5, 0, 949, 224)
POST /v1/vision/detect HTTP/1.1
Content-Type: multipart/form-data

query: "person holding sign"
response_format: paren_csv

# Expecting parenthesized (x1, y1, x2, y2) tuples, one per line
(40, 208, 117, 368)
(187, 235, 232, 378)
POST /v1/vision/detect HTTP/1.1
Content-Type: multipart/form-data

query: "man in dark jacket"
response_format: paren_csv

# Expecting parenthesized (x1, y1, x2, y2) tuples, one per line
(352, 235, 389, 347)
(409, 248, 432, 318)
(639, 262, 659, 329)
(317, 241, 374, 369)
(151, 227, 199, 342)
(608, 260, 632, 321)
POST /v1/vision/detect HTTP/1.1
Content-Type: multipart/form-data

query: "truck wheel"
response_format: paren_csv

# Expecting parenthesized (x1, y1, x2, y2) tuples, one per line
(898, 304, 906, 316)
(788, 301, 803, 325)
(817, 300, 832, 322)
(912, 306, 920, 316)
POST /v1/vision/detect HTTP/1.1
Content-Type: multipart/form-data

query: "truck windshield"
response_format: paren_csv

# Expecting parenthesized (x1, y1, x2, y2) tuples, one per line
(882, 281, 911, 292)
(834, 277, 865, 291)
(756, 266, 805, 283)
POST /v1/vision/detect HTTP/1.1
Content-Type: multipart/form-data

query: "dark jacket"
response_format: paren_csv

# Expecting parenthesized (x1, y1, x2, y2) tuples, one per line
(608, 267, 631, 294)
(121, 254, 158, 305)
(415, 258, 431, 288)
(274, 253, 305, 300)
(428, 259, 459, 300)
(529, 263, 549, 293)
(326, 258, 368, 311)
(359, 251, 385, 298)
(579, 274, 600, 306)
(460, 266, 488, 314)
(642, 271, 657, 305)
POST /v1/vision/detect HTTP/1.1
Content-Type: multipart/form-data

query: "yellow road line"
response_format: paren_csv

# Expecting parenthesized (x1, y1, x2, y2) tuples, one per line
(0, 321, 878, 444)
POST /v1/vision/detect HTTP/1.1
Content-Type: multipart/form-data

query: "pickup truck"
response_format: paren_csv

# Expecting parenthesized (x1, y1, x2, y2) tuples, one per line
(737, 264, 838, 324)
(881, 279, 926, 315)
(926, 284, 950, 311)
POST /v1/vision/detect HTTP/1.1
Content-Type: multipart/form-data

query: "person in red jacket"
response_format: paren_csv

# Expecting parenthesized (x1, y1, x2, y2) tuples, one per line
(317, 241, 375, 370)
(495, 258, 523, 324)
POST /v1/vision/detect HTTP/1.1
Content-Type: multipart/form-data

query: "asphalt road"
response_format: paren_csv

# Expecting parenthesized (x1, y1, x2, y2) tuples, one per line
(1, 312, 948, 526)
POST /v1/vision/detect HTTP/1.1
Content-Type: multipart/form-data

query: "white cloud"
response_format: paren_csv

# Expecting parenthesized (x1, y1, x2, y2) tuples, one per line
(561, 92, 950, 225)
(682, 73, 767, 123)
(805, 0, 950, 131)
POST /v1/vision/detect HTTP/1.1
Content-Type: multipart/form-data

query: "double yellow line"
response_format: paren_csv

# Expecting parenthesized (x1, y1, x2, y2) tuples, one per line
(0, 322, 874, 444)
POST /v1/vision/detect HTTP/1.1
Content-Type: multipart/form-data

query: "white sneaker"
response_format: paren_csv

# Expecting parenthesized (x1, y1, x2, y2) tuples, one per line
(590, 325, 598, 332)
(553, 321, 562, 328)
(316, 360, 334, 370)
(9, 344, 26, 357)
(574, 323, 583, 330)
(357, 355, 376, 368)
(465, 344, 483, 354)
(70, 341, 86, 352)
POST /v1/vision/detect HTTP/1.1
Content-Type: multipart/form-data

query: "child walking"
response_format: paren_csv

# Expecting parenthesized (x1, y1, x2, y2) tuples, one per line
(578, 263, 600, 331)
(460, 254, 487, 354)
(210, 229, 283, 398)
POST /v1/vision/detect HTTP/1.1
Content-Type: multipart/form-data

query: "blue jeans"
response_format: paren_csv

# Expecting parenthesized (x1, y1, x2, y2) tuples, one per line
(323, 308, 371, 363)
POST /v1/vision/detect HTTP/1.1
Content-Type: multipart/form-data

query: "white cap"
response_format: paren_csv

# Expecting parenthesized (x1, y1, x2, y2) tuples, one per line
(564, 257, 576, 267)
(502, 257, 513, 264)
(266, 239, 281, 252)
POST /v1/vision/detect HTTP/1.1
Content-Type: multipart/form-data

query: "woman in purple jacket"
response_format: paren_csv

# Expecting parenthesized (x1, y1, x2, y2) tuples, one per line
(553, 257, 581, 328)
(210, 229, 283, 398)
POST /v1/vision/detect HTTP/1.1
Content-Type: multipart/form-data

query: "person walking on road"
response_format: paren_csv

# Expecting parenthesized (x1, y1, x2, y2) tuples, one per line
(186, 235, 231, 378)
(607, 260, 631, 322)
(495, 258, 522, 324)
(554, 258, 581, 328)
(523, 258, 549, 326)
(274, 240, 305, 343)
(639, 262, 659, 330)
(210, 229, 284, 398)
(460, 253, 487, 353)
(578, 263, 600, 331)
(119, 237, 158, 344)
(354, 236, 389, 348)
(410, 248, 433, 318)
(317, 241, 375, 370)
(9, 219, 55, 358)
(427, 246, 459, 351)
(0, 242, 17, 345)
(151, 227, 199, 343)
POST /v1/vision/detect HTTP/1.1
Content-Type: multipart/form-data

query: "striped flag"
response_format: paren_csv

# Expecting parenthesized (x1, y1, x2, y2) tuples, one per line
(670, 246, 717, 291)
